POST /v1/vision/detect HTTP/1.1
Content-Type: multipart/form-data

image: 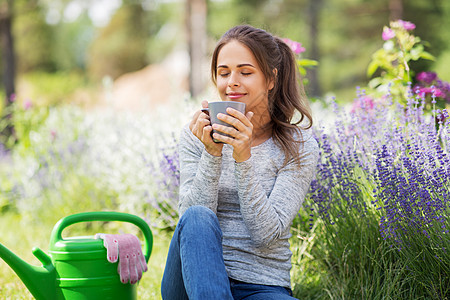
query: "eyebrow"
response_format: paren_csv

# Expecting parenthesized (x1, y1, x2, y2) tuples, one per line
(217, 63, 256, 69)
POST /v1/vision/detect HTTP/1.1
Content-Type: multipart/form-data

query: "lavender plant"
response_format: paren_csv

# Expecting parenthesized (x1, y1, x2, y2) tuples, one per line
(304, 86, 449, 298)
(144, 138, 180, 230)
(373, 101, 450, 297)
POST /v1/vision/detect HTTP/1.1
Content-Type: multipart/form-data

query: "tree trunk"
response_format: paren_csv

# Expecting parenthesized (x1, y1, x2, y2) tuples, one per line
(307, 0, 323, 98)
(0, 0, 16, 143)
(389, 0, 403, 20)
(185, 0, 207, 99)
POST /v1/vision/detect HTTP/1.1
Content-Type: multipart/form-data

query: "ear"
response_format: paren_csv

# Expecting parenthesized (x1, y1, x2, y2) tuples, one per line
(268, 68, 277, 90)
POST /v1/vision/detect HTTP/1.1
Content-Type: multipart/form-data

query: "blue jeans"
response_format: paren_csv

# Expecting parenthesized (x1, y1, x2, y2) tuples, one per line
(161, 206, 297, 300)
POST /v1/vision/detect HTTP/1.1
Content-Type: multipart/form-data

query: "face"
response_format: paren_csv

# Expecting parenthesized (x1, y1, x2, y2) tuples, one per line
(216, 40, 274, 114)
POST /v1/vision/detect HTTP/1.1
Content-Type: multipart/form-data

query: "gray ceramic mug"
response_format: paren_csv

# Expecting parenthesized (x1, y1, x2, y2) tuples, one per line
(201, 101, 246, 143)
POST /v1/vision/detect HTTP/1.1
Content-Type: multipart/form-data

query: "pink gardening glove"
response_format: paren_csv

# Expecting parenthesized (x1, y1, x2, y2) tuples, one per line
(95, 233, 148, 284)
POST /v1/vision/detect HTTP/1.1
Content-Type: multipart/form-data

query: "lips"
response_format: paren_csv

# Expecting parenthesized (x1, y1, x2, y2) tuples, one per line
(226, 92, 246, 100)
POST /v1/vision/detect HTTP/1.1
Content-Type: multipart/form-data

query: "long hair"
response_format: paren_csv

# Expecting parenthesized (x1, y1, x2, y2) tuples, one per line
(211, 25, 313, 166)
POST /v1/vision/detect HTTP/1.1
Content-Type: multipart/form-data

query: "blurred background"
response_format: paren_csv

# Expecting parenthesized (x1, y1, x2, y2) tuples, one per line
(1, 0, 449, 112)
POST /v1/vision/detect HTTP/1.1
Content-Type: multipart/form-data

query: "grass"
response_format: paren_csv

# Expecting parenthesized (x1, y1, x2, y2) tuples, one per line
(0, 212, 171, 299)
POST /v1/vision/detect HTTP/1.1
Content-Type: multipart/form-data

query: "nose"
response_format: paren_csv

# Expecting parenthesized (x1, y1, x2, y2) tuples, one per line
(228, 72, 240, 87)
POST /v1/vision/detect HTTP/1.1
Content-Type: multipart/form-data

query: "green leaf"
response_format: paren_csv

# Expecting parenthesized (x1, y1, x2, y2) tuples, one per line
(368, 77, 382, 88)
(298, 67, 307, 76)
(420, 51, 435, 61)
(367, 61, 379, 77)
(298, 59, 319, 67)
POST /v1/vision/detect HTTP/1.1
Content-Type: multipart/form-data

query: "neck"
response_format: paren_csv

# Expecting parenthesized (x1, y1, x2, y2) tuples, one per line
(251, 118, 272, 146)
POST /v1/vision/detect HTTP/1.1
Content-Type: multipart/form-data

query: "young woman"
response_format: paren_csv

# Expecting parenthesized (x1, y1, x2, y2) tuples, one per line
(161, 25, 319, 300)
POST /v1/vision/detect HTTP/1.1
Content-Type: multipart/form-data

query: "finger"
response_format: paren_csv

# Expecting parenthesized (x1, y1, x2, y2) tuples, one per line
(127, 235, 141, 284)
(129, 235, 147, 274)
(219, 112, 254, 138)
(109, 235, 119, 263)
(119, 254, 130, 284)
(202, 125, 214, 141)
(246, 111, 254, 122)
(212, 123, 236, 138)
(137, 249, 148, 272)
(226, 107, 253, 127)
(201, 100, 209, 108)
(189, 110, 202, 131)
(135, 255, 143, 281)
(191, 112, 211, 139)
(101, 234, 119, 263)
(216, 113, 246, 134)
(129, 253, 139, 284)
(212, 132, 235, 145)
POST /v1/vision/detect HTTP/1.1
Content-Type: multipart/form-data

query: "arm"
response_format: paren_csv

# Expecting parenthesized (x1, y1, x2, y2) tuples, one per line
(235, 136, 319, 247)
(178, 125, 223, 215)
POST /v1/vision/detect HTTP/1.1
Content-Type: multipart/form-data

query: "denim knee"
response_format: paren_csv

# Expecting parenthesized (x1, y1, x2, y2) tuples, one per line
(180, 206, 221, 236)
(182, 205, 216, 219)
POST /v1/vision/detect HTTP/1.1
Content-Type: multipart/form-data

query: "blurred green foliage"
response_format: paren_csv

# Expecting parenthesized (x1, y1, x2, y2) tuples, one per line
(20, 71, 88, 106)
(1, 0, 449, 103)
(88, 3, 150, 80)
(13, 0, 55, 72)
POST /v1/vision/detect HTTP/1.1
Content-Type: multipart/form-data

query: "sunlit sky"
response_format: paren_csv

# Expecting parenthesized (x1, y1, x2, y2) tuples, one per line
(44, 0, 228, 27)
(45, 0, 122, 27)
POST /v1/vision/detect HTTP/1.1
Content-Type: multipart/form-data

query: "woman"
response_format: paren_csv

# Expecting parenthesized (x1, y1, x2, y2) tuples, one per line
(161, 25, 319, 300)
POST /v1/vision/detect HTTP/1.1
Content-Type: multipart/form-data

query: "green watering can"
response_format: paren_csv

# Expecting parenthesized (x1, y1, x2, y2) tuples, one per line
(0, 211, 153, 300)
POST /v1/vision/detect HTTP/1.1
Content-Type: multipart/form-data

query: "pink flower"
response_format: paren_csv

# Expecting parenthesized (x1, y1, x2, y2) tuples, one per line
(433, 88, 445, 98)
(50, 130, 57, 141)
(351, 96, 375, 113)
(23, 99, 33, 110)
(416, 87, 444, 98)
(282, 38, 306, 55)
(398, 20, 416, 31)
(382, 27, 395, 40)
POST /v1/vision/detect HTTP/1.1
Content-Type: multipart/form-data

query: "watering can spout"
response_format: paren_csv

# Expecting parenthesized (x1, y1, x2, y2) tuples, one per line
(0, 242, 58, 300)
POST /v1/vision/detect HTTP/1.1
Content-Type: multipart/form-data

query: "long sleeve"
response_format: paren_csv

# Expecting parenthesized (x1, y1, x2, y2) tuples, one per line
(178, 125, 223, 215)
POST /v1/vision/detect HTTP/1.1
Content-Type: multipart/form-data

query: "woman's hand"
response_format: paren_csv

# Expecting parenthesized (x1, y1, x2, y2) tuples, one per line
(189, 100, 224, 157)
(212, 107, 254, 162)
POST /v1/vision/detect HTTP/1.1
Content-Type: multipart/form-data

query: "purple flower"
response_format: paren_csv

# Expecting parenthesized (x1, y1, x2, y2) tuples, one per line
(436, 109, 448, 124)
(382, 27, 395, 40)
(282, 38, 306, 55)
(398, 20, 416, 31)
(416, 71, 437, 84)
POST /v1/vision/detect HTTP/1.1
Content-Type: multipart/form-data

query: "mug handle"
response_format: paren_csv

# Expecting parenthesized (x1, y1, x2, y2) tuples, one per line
(201, 108, 210, 116)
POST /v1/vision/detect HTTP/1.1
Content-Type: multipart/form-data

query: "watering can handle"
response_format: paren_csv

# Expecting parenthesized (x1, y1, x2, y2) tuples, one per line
(49, 212, 153, 263)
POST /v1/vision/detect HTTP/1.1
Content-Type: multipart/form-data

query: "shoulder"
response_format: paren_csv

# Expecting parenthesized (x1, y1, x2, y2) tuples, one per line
(299, 128, 319, 152)
(293, 127, 320, 168)
(292, 127, 319, 152)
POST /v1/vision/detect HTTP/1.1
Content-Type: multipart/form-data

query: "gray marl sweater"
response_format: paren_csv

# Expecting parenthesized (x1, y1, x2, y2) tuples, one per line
(178, 124, 319, 288)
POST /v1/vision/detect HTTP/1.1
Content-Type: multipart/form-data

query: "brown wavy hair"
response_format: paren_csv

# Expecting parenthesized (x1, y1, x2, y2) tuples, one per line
(211, 25, 313, 166)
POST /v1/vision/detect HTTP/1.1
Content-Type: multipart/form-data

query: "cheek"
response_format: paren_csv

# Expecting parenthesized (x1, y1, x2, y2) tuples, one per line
(216, 79, 227, 93)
